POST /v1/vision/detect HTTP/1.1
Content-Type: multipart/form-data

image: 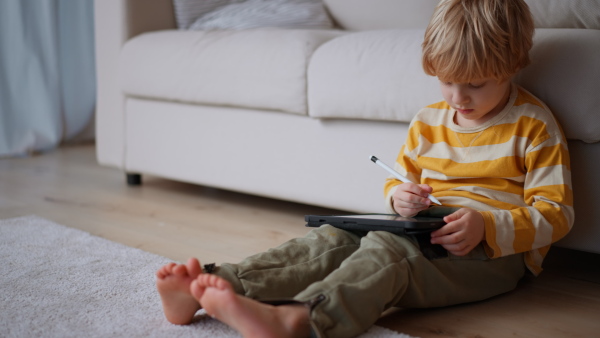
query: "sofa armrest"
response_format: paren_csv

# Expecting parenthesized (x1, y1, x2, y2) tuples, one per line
(94, 0, 176, 169)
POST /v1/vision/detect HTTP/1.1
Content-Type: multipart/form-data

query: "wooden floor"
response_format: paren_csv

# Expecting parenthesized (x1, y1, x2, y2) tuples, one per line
(2, 144, 599, 337)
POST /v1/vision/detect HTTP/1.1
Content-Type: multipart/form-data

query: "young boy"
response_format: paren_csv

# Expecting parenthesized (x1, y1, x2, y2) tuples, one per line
(155, 0, 574, 337)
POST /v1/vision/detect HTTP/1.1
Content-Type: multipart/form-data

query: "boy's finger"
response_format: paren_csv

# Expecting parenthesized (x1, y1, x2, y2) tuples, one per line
(397, 191, 430, 206)
(418, 184, 433, 194)
(400, 183, 429, 198)
(431, 221, 458, 238)
(394, 194, 425, 208)
(397, 208, 420, 218)
(443, 208, 467, 223)
(430, 230, 461, 245)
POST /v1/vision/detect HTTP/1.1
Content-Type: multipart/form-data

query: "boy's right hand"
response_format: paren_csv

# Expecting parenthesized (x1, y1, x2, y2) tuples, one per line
(392, 183, 432, 217)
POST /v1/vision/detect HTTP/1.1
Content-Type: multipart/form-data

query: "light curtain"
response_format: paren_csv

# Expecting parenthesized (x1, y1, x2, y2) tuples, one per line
(0, 0, 95, 157)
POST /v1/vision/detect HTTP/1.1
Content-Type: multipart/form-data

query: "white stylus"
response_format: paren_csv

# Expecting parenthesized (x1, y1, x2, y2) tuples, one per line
(370, 155, 442, 205)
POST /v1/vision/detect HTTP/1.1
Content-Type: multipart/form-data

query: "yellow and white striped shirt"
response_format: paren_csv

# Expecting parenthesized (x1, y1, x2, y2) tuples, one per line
(384, 84, 574, 275)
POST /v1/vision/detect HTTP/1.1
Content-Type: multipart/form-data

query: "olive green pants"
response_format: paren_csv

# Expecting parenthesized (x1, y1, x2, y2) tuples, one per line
(212, 225, 525, 338)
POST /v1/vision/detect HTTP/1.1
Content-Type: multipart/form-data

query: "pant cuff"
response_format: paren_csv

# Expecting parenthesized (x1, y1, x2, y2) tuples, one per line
(261, 295, 327, 338)
(210, 263, 246, 295)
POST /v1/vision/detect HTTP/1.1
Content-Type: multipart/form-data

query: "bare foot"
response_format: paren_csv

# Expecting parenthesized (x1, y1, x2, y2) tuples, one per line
(190, 274, 310, 338)
(156, 257, 203, 324)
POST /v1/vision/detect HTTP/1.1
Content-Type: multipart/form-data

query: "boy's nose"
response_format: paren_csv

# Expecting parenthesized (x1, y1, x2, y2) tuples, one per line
(453, 90, 470, 105)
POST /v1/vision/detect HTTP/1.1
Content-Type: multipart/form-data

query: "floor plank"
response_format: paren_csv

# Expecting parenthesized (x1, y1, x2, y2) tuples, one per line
(2, 144, 599, 337)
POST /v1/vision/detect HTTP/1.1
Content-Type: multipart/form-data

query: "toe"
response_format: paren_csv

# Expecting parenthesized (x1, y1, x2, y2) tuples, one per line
(190, 279, 204, 301)
(187, 258, 202, 278)
(197, 273, 213, 286)
(156, 263, 176, 279)
(164, 263, 176, 274)
(199, 274, 232, 291)
(173, 264, 188, 277)
(215, 276, 232, 291)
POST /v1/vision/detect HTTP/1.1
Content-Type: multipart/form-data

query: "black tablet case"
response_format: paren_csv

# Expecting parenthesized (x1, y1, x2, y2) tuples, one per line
(305, 214, 446, 235)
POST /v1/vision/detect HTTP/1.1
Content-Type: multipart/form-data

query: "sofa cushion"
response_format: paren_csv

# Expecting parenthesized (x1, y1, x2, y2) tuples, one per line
(308, 29, 441, 123)
(309, 28, 600, 143)
(120, 29, 342, 115)
(515, 29, 600, 143)
(323, 0, 438, 30)
(525, 0, 600, 29)
(324, 0, 600, 31)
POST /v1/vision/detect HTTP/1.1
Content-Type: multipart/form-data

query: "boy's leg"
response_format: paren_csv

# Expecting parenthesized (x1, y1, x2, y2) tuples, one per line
(292, 230, 525, 338)
(190, 273, 311, 338)
(394, 241, 525, 309)
(212, 225, 362, 300)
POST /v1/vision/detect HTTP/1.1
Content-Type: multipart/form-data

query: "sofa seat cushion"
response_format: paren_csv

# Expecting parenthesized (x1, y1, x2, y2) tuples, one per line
(120, 29, 342, 115)
(308, 29, 441, 124)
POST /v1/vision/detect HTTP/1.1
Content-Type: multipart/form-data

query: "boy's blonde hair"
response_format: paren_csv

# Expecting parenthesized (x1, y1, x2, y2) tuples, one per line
(422, 0, 534, 83)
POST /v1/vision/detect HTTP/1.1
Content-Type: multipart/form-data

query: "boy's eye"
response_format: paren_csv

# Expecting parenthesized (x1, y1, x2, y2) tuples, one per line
(468, 82, 485, 89)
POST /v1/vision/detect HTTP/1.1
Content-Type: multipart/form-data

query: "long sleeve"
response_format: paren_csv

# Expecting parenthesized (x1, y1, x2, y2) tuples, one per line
(481, 133, 574, 275)
(383, 85, 574, 275)
(383, 133, 423, 213)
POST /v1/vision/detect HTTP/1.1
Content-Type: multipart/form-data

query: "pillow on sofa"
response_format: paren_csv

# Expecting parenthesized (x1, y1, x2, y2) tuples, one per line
(173, 0, 241, 30)
(173, 0, 333, 30)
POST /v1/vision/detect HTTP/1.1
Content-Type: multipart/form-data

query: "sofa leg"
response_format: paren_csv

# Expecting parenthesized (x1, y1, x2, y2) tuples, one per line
(126, 173, 142, 186)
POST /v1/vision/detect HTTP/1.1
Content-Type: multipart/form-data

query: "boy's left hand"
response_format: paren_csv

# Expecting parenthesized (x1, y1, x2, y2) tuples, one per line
(430, 208, 485, 256)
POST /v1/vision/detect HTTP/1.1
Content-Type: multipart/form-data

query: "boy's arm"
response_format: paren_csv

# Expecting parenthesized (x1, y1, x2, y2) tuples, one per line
(479, 134, 574, 259)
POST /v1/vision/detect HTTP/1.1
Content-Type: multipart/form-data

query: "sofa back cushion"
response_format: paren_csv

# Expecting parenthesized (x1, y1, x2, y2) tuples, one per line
(525, 0, 600, 29)
(323, 0, 437, 30)
(120, 29, 342, 116)
(309, 28, 600, 143)
(323, 0, 600, 30)
(308, 30, 440, 122)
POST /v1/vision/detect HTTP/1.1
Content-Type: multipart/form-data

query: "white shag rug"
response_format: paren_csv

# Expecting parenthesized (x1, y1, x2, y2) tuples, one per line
(0, 216, 415, 338)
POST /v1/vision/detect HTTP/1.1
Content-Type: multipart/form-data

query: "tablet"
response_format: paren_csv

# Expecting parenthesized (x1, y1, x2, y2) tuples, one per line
(305, 214, 446, 235)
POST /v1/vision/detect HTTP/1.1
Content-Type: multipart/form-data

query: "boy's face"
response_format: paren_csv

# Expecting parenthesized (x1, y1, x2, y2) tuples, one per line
(439, 77, 511, 128)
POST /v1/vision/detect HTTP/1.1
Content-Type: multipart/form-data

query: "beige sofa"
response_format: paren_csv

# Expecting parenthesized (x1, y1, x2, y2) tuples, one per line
(94, 0, 600, 254)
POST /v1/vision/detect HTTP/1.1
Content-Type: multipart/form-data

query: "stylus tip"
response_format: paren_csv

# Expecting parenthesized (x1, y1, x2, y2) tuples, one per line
(370, 156, 378, 163)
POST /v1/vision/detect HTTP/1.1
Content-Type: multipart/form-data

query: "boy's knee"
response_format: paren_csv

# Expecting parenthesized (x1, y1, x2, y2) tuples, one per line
(308, 225, 362, 245)
(363, 231, 422, 258)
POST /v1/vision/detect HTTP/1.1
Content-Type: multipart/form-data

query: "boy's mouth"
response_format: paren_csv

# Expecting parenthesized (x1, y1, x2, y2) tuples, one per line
(456, 108, 474, 115)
